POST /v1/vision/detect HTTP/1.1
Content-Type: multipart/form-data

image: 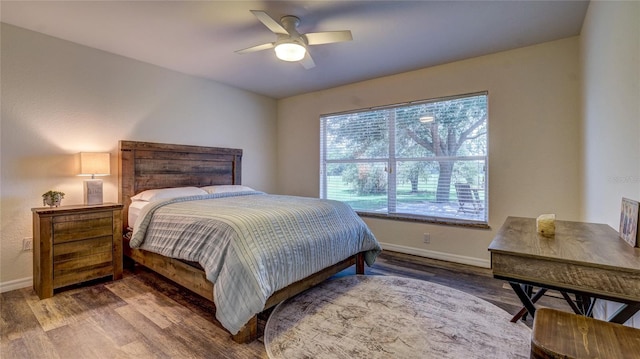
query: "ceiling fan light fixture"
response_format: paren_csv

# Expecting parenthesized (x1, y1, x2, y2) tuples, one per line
(274, 42, 306, 62)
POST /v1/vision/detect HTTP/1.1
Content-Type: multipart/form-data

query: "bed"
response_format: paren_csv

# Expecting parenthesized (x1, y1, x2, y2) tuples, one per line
(118, 140, 381, 343)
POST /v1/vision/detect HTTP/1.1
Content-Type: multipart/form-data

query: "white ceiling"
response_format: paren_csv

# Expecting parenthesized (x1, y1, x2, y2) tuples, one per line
(1, 1, 589, 99)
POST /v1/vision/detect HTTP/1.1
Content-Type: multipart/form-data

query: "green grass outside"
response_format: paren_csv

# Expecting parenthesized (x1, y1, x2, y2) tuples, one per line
(326, 175, 455, 210)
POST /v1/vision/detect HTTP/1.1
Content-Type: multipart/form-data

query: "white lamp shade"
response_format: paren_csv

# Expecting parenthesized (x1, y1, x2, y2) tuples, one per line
(274, 42, 306, 62)
(79, 152, 111, 177)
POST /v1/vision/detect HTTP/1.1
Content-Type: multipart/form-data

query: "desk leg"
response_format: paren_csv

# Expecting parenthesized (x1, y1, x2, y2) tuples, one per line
(510, 286, 547, 322)
(523, 285, 533, 320)
(560, 292, 584, 315)
(609, 302, 640, 324)
(509, 282, 538, 319)
(585, 297, 596, 317)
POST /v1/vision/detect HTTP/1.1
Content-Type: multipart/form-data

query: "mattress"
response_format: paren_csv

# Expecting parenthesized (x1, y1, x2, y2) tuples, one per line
(131, 191, 381, 335)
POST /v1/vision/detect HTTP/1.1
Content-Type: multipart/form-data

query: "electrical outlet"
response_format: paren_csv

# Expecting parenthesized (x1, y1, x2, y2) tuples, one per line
(423, 233, 430, 244)
(23, 237, 33, 251)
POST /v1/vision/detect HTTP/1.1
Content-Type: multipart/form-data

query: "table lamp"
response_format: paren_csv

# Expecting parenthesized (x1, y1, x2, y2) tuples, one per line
(78, 152, 110, 205)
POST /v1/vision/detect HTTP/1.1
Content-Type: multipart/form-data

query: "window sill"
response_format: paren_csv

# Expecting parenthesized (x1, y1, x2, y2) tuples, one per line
(357, 212, 491, 229)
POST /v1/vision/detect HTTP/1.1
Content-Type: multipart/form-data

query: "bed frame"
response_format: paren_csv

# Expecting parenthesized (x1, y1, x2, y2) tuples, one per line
(118, 140, 365, 343)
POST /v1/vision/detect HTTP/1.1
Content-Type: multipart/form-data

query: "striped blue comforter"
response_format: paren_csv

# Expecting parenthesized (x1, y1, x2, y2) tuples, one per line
(131, 191, 381, 335)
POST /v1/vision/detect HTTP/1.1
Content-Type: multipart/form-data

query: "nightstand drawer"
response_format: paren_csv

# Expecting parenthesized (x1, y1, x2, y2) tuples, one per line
(53, 262, 114, 289)
(53, 236, 113, 288)
(53, 211, 113, 244)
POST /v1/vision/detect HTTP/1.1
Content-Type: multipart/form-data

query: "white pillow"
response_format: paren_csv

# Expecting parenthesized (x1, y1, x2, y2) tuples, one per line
(200, 185, 255, 194)
(128, 201, 150, 228)
(131, 186, 207, 202)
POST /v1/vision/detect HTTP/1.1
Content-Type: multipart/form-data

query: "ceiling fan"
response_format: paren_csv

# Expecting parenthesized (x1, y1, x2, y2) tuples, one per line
(235, 10, 353, 69)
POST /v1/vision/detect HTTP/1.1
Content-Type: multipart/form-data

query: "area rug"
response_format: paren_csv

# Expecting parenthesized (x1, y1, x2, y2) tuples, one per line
(264, 275, 531, 359)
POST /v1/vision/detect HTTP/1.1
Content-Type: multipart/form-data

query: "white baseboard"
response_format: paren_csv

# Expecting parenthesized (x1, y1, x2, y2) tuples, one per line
(0, 277, 32, 293)
(379, 242, 491, 268)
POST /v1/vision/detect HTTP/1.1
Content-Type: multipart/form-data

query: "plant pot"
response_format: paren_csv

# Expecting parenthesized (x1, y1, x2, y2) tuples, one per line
(43, 197, 62, 207)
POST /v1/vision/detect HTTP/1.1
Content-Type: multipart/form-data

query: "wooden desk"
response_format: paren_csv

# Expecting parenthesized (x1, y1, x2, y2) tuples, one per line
(488, 216, 640, 323)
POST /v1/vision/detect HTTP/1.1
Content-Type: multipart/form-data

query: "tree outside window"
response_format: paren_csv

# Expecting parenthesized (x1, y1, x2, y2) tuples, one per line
(320, 92, 488, 224)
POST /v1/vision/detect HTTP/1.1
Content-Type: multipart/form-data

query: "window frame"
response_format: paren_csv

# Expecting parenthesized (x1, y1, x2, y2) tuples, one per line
(320, 91, 489, 228)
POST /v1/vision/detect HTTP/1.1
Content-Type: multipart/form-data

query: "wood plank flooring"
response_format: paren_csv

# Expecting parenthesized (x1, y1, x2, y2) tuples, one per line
(1, 251, 570, 358)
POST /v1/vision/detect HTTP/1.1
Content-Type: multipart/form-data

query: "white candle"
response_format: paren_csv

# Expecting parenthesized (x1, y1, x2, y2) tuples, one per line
(537, 214, 556, 237)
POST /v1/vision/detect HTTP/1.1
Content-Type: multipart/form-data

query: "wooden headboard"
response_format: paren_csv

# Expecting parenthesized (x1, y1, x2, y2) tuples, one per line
(118, 140, 242, 230)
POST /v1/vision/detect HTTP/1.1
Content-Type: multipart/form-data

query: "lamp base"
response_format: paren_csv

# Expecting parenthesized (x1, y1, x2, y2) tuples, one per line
(84, 179, 103, 205)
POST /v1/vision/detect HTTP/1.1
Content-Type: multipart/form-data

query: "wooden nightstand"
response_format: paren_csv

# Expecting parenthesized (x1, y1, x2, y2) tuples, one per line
(32, 203, 123, 299)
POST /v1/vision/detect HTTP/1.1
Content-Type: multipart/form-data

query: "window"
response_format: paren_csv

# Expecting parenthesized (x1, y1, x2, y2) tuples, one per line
(320, 92, 488, 225)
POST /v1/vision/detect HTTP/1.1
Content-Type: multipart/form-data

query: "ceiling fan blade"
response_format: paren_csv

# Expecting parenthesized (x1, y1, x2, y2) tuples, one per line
(304, 30, 353, 45)
(250, 10, 289, 35)
(235, 42, 275, 54)
(300, 52, 316, 69)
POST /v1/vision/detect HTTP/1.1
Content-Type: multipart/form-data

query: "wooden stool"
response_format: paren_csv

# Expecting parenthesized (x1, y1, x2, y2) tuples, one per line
(531, 308, 640, 359)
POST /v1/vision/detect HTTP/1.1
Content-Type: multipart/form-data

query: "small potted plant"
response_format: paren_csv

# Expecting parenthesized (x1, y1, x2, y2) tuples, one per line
(42, 190, 65, 207)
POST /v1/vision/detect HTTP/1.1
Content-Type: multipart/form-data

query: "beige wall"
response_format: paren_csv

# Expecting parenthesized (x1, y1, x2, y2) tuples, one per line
(0, 24, 278, 288)
(580, 0, 640, 328)
(277, 38, 582, 267)
(581, 0, 640, 227)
